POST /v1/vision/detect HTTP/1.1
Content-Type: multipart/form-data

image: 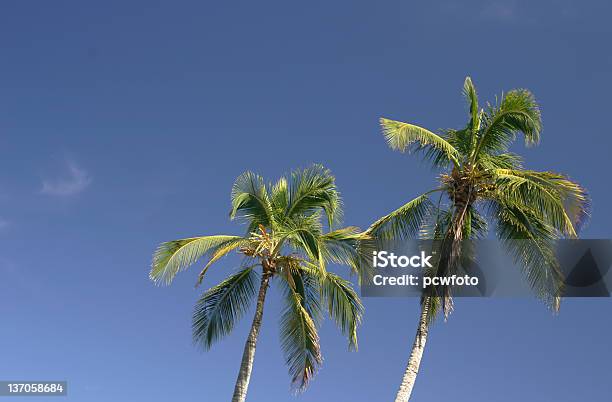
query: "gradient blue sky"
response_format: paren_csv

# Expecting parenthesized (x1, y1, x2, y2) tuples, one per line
(1, 1, 611, 401)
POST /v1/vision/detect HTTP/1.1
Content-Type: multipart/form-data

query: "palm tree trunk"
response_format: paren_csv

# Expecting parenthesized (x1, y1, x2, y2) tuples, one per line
(394, 297, 430, 402)
(231, 270, 271, 402)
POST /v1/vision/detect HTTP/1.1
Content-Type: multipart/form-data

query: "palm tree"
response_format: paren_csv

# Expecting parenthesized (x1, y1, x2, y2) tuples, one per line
(367, 77, 590, 402)
(150, 164, 367, 402)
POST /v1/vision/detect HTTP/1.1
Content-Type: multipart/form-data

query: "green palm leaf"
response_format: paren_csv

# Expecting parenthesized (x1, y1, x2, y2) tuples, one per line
(489, 200, 563, 308)
(319, 272, 363, 350)
(196, 237, 254, 285)
(477, 152, 523, 170)
(367, 193, 436, 240)
(279, 279, 322, 391)
(473, 89, 542, 159)
(230, 171, 273, 231)
(270, 176, 289, 221)
(280, 215, 324, 264)
(443, 128, 472, 161)
(489, 169, 587, 237)
(380, 117, 460, 167)
(463, 76, 481, 153)
(319, 227, 372, 275)
(192, 265, 259, 349)
(151, 235, 243, 285)
(285, 164, 342, 228)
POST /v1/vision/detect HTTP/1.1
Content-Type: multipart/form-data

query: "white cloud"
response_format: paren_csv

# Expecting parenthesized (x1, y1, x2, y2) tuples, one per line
(41, 161, 92, 196)
(0, 218, 9, 231)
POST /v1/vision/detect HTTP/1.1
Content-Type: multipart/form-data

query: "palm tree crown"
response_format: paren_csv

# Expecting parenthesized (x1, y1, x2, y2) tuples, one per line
(370, 77, 589, 313)
(150, 164, 366, 394)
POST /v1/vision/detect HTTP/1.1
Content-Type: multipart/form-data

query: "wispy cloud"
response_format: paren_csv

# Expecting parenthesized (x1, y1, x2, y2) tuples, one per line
(41, 161, 92, 196)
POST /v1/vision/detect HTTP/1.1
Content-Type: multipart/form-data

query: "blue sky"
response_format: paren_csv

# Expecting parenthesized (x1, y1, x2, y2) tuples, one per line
(1, 1, 611, 401)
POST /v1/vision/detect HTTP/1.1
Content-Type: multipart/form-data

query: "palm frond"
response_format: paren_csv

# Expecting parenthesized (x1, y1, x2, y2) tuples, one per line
(279, 263, 324, 325)
(444, 128, 472, 160)
(270, 176, 289, 221)
(196, 237, 254, 286)
(192, 266, 259, 349)
(319, 272, 363, 350)
(462, 76, 481, 147)
(319, 227, 372, 275)
(367, 193, 437, 240)
(280, 214, 324, 264)
(285, 164, 342, 229)
(151, 235, 243, 285)
(380, 117, 460, 167)
(488, 200, 563, 308)
(230, 171, 273, 231)
(279, 278, 322, 391)
(463, 206, 488, 239)
(473, 89, 542, 159)
(477, 152, 523, 170)
(489, 169, 589, 237)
